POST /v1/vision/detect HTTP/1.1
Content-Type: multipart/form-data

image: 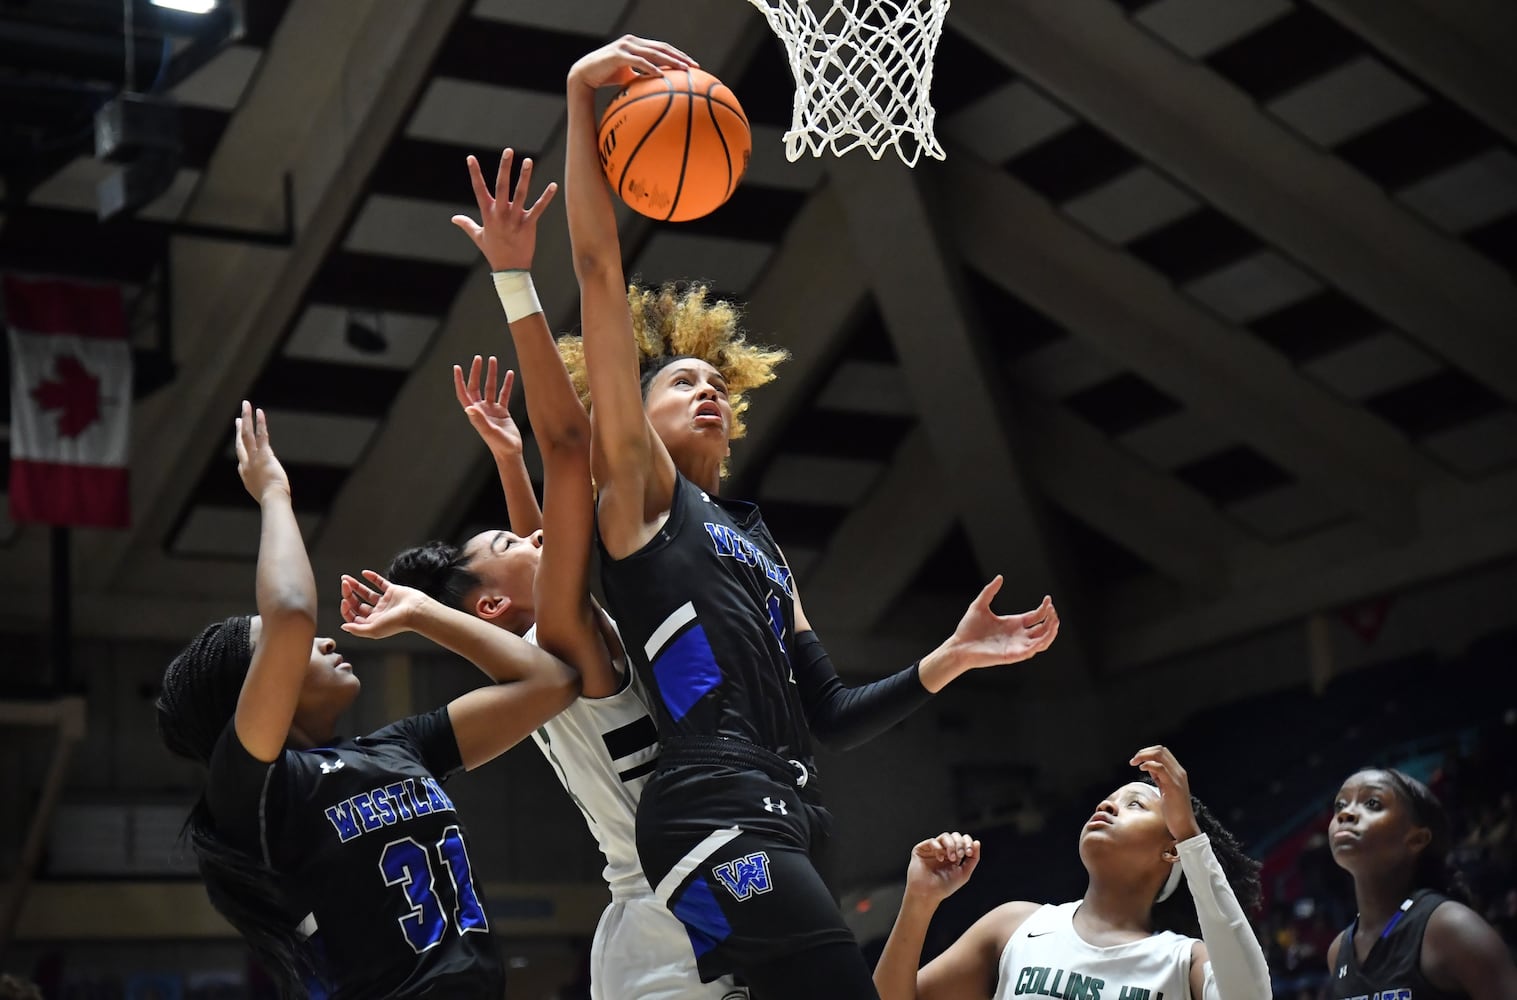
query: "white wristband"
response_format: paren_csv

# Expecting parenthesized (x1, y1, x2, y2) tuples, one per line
(493, 269, 542, 323)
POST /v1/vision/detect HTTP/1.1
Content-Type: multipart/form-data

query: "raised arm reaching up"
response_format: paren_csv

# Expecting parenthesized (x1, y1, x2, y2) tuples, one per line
(452, 151, 579, 452)
(874, 832, 1025, 1000)
(453, 357, 541, 537)
(451, 149, 623, 698)
(230, 402, 321, 762)
(564, 37, 697, 559)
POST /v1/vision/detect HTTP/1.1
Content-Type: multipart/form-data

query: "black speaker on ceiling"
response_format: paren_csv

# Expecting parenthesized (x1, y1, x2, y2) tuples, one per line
(93, 93, 183, 220)
(94, 93, 181, 163)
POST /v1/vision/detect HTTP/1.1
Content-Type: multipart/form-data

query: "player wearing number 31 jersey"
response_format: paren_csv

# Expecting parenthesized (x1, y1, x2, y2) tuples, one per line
(157, 403, 580, 999)
(207, 708, 499, 996)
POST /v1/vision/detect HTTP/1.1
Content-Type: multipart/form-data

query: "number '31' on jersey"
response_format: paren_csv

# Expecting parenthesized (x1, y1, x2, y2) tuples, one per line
(206, 709, 504, 999)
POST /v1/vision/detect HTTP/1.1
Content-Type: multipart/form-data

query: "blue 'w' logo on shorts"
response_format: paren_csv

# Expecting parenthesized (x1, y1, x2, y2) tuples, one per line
(712, 852, 773, 901)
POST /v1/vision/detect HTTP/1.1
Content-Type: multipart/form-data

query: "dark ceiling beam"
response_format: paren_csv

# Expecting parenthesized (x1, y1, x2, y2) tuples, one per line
(1103, 470, 1517, 669)
(432, 17, 599, 93)
(0, 22, 166, 85)
(828, 155, 1093, 682)
(85, 0, 471, 591)
(800, 428, 958, 632)
(942, 149, 1440, 537)
(1307, 0, 1517, 146)
(367, 137, 543, 205)
(0, 206, 168, 282)
(955, 0, 1517, 405)
(725, 187, 869, 493)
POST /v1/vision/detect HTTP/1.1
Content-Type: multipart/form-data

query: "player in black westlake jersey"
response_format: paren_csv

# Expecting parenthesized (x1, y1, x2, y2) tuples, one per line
(560, 36, 1062, 999)
(155, 405, 579, 999)
(1326, 768, 1516, 1000)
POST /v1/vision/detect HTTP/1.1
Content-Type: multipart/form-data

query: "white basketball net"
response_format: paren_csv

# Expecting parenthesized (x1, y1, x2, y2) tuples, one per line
(746, 0, 951, 166)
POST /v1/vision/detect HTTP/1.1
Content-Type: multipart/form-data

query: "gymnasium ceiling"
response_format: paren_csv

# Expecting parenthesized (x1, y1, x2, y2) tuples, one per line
(2, 0, 1515, 679)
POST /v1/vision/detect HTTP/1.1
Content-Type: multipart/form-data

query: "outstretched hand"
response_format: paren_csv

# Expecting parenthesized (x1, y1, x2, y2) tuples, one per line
(944, 579, 1059, 673)
(568, 34, 697, 91)
(1131, 745, 1201, 842)
(904, 832, 980, 906)
(451, 148, 557, 272)
(340, 571, 430, 640)
(454, 356, 523, 458)
(234, 400, 291, 504)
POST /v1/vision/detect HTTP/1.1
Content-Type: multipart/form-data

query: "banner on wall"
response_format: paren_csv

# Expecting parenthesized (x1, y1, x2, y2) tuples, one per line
(5, 274, 132, 528)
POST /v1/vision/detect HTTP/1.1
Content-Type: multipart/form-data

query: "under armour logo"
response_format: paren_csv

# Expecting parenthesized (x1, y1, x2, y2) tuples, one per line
(763, 796, 787, 815)
(319, 759, 345, 774)
(1338, 966, 1347, 979)
(713, 851, 773, 901)
(699, 491, 710, 503)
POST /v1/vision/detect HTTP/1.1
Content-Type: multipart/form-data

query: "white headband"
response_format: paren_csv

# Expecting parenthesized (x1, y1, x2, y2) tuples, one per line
(1156, 859, 1185, 902)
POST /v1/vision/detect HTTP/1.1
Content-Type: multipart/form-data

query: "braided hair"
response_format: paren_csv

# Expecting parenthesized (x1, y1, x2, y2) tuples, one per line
(156, 616, 319, 997)
(386, 541, 481, 612)
(1145, 780, 1264, 939)
(157, 616, 252, 765)
(1350, 767, 1468, 902)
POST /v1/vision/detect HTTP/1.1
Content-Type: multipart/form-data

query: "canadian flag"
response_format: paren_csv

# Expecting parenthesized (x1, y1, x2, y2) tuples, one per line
(6, 275, 132, 528)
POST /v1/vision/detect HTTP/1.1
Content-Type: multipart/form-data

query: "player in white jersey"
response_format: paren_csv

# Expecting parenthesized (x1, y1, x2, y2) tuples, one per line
(873, 746, 1272, 1000)
(376, 149, 744, 1000)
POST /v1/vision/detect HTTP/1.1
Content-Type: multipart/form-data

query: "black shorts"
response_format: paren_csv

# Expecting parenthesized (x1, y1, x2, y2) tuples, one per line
(635, 747, 858, 984)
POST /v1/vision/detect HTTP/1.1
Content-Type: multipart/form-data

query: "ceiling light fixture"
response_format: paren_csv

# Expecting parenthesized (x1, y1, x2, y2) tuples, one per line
(151, 0, 219, 13)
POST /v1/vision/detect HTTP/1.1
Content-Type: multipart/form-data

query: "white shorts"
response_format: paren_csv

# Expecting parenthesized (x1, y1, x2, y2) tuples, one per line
(590, 895, 748, 1000)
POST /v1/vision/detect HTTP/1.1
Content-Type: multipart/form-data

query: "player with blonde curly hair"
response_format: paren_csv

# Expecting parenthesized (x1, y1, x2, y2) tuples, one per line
(558, 281, 787, 445)
(557, 36, 1063, 998)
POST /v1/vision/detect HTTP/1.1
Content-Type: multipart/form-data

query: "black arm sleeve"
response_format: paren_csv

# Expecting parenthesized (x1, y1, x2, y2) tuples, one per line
(791, 629, 933, 751)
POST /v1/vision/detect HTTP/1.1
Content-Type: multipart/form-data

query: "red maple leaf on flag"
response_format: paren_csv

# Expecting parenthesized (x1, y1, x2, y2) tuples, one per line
(30, 355, 103, 439)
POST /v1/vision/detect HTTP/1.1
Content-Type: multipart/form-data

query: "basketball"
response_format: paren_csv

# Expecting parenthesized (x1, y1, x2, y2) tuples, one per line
(598, 67, 751, 222)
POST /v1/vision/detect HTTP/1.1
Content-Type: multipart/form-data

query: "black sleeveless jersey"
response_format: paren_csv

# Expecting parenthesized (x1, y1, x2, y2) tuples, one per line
(599, 473, 813, 766)
(207, 710, 504, 999)
(1330, 890, 1462, 1000)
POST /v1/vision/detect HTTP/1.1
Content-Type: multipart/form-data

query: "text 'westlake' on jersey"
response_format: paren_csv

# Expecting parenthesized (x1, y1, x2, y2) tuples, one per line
(600, 474, 811, 764)
(207, 709, 504, 999)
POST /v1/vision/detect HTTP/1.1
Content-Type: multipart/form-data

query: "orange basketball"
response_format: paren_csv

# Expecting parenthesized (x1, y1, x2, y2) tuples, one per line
(598, 67, 751, 222)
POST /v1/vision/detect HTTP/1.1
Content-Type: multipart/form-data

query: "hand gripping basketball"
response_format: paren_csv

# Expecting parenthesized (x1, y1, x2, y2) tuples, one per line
(598, 66, 752, 222)
(570, 36, 751, 222)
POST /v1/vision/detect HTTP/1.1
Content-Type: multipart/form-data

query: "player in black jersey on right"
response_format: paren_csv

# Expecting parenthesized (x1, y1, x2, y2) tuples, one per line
(1326, 767, 1516, 1000)
(562, 36, 1060, 999)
